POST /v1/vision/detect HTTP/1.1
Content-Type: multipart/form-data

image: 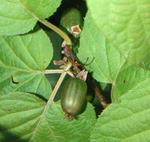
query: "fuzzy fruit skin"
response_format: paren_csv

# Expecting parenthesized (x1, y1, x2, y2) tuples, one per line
(61, 78, 87, 116)
(59, 8, 83, 38)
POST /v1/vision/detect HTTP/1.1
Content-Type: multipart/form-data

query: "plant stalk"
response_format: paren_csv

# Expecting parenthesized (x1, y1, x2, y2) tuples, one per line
(44, 69, 64, 74)
(30, 62, 72, 140)
(40, 20, 72, 45)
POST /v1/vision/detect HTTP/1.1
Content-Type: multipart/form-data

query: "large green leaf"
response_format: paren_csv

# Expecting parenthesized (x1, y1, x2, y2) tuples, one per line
(0, 27, 52, 99)
(77, 11, 125, 83)
(90, 67, 150, 142)
(0, 92, 96, 142)
(87, 0, 150, 69)
(0, 0, 61, 35)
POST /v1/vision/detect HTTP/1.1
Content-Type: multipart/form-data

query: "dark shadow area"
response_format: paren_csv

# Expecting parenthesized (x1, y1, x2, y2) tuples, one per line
(0, 125, 29, 142)
(94, 82, 112, 117)
(26, 92, 48, 102)
(101, 83, 112, 104)
(86, 72, 112, 117)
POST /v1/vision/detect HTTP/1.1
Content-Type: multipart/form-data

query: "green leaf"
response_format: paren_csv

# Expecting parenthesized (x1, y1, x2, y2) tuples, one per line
(77, 11, 125, 83)
(0, 93, 96, 142)
(87, 0, 150, 69)
(0, 0, 36, 36)
(0, 0, 61, 35)
(19, 0, 61, 19)
(0, 92, 46, 142)
(32, 101, 96, 142)
(0, 27, 52, 99)
(112, 65, 150, 102)
(91, 67, 150, 142)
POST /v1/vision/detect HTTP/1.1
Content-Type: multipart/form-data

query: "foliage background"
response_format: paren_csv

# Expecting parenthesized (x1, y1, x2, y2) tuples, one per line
(1, 0, 150, 142)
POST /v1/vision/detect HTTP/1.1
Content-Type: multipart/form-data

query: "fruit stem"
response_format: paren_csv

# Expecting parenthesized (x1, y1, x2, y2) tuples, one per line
(40, 20, 72, 45)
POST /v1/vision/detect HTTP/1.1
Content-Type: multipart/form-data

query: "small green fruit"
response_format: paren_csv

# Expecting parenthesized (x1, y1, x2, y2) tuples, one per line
(60, 8, 83, 38)
(61, 78, 87, 117)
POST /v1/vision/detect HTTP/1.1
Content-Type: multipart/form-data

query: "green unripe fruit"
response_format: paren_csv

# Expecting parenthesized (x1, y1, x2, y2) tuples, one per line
(59, 8, 83, 38)
(61, 78, 87, 117)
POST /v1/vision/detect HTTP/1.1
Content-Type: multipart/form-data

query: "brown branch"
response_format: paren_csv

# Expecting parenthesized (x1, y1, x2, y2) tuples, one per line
(87, 75, 110, 108)
(94, 84, 110, 108)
